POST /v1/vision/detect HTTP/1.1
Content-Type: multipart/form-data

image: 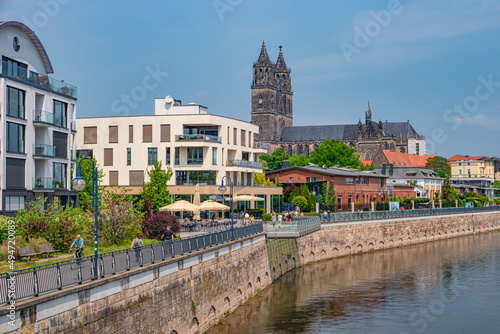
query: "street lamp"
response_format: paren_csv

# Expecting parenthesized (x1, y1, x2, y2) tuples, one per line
(219, 176, 234, 237)
(312, 185, 321, 219)
(379, 187, 386, 216)
(72, 157, 99, 280)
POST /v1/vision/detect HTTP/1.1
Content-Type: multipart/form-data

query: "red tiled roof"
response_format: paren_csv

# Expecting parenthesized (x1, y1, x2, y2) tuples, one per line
(381, 151, 435, 167)
(361, 160, 373, 166)
(447, 155, 490, 162)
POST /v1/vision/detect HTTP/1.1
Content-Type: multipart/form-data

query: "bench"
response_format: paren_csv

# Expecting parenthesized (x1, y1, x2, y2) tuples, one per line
(18, 246, 42, 261)
(38, 244, 60, 258)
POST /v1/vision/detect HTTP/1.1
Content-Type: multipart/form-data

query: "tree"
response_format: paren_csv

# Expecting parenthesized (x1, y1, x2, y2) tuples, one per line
(300, 184, 314, 212)
(309, 139, 362, 169)
(442, 177, 459, 201)
(425, 156, 451, 178)
(77, 156, 104, 212)
(289, 154, 309, 167)
(253, 173, 276, 186)
(291, 196, 308, 211)
(139, 161, 173, 214)
(259, 147, 289, 170)
(322, 182, 336, 211)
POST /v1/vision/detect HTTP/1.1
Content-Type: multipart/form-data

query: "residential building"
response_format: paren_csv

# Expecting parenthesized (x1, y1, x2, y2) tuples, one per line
(373, 164, 442, 199)
(0, 21, 78, 214)
(76, 96, 282, 212)
(265, 164, 388, 211)
(448, 155, 495, 198)
(371, 150, 436, 168)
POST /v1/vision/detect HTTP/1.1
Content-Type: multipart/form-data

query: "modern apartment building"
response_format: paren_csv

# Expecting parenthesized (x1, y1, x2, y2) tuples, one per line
(448, 155, 495, 198)
(76, 96, 282, 212)
(0, 21, 78, 215)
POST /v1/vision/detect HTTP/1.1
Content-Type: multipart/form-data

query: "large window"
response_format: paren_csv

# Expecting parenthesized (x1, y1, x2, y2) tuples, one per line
(2, 56, 27, 78)
(53, 100, 67, 128)
(346, 178, 354, 185)
(166, 147, 171, 165)
(5, 196, 25, 211)
(53, 162, 67, 188)
(175, 171, 216, 185)
(187, 147, 203, 165)
(175, 147, 180, 165)
(104, 148, 113, 166)
(183, 126, 218, 136)
(109, 126, 118, 143)
(7, 86, 25, 119)
(6, 158, 25, 189)
(129, 171, 144, 186)
(161, 124, 171, 142)
(53, 131, 68, 159)
(143, 125, 152, 143)
(148, 147, 158, 165)
(84, 127, 97, 144)
(127, 148, 131, 166)
(212, 147, 217, 165)
(6, 122, 25, 154)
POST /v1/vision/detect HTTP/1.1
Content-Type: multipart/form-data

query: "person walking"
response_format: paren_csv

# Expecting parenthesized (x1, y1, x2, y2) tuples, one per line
(278, 213, 283, 228)
(161, 226, 175, 241)
(130, 234, 144, 263)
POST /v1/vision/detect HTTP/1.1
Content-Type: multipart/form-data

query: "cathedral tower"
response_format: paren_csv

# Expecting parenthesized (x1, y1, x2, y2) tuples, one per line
(251, 42, 293, 143)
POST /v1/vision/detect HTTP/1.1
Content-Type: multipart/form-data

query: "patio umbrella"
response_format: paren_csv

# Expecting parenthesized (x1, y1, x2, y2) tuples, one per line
(200, 200, 230, 211)
(159, 200, 200, 212)
(193, 184, 201, 220)
(232, 195, 264, 202)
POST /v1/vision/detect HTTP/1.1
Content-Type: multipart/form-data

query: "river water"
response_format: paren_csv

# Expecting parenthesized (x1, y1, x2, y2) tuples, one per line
(208, 230, 500, 334)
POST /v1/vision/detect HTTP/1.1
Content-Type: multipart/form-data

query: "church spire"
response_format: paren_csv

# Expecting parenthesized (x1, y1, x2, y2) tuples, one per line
(275, 45, 288, 71)
(256, 41, 272, 66)
(365, 100, 372, 124)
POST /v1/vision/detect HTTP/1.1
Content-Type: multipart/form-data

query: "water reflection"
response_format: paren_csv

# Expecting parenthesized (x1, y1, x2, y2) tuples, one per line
(208, 231, 500, 334)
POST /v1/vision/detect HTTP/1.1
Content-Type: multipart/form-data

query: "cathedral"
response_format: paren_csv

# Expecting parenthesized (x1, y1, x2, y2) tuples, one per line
(251, 42, 426, 161)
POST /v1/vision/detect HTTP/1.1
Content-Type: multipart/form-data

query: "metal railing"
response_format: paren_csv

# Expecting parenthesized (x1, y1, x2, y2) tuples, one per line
(226, 160, 263, 169)
(175, 134, 221, 143)
(33, 110, 54, 125)
(33, 144, 55, 157)
(253, 142, 268, 150)
(264, 216, 321, 238)
(0, 223, 263, 304)
(33, 177, 54, 189)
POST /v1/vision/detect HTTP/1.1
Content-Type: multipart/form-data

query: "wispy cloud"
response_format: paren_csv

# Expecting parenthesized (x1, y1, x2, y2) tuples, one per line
(456, 113, 500, 129)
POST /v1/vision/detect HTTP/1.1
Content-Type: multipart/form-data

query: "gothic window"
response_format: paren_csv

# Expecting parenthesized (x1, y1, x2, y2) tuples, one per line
(271, 97, 274, 109)
(265, 69, 268, 83)
(297, 145, 302, 155)
(259, 69, 263, 82)
(287, 146, 292, 156)
(304, 145, 309, 156)
(400, 147, 405, 153)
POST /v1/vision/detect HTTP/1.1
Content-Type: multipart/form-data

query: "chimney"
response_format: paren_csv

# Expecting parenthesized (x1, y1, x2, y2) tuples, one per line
(381, 164, 386, 175)
(283, 160, 289, 168)
(389, 163, 394, 176)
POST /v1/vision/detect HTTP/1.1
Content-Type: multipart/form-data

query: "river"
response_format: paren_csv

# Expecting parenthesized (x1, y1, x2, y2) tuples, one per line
(208, 230, 500, 334)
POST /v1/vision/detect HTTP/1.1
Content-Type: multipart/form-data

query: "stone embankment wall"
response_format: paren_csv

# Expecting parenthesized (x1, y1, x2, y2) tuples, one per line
(0, 234, 269, 334)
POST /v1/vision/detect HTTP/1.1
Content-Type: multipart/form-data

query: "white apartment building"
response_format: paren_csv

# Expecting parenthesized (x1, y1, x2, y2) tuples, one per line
(0, 21, 78, 215)
(76, 96, 282, 213)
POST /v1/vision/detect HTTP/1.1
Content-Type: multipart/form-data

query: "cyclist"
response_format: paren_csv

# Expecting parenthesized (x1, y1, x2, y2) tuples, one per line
(70, 235, 84, 260)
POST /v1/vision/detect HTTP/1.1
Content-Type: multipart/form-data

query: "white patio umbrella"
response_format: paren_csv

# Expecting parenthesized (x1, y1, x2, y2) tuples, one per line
(200, 200, 230, 211)
(159, 200, 200, 212)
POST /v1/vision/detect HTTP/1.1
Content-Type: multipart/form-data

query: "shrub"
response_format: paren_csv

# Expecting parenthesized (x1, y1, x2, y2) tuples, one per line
(28, 237, 49, 253)
(0, 236, 29, 261)
(262, 213, 271, 222)
(291, 196, 308, 211)
(144, 212, 180, 240)
(0, 216, 12, 245)
(494, 199, 500, 205)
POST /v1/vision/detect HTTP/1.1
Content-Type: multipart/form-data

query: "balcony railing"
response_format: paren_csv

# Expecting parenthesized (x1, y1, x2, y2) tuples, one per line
(33, 144, 55, 157)
(33, 110, 54, 125)
(33, 177, 54, 190)
(175, 134, 221, 143)
(70, 150, 77, 161)
(71, 120, 76, 132)
(227, 160, 263, 169)
(2, 60, 77, 99)
(253, 142, 268, 150)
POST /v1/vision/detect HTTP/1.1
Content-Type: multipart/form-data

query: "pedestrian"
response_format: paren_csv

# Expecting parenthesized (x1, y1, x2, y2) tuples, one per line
(130, 234, 144, 263)
(328, 210, 331, 220)
(323, 210, 328, 220)
(161, 226, 175, 241)
(278, 213, 283, 228)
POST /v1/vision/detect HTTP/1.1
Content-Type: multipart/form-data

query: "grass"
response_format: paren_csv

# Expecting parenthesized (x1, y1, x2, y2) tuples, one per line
(0, 238, 159, 273)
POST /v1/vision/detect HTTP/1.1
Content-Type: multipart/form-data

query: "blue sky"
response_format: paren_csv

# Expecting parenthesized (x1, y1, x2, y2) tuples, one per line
(2, 0, 500, 157)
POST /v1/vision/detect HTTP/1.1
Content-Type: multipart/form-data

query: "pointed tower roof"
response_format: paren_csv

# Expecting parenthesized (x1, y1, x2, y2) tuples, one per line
(366, 100, 371, 116)
(255, 41, 272, 66)
(275, 45, 288, 71)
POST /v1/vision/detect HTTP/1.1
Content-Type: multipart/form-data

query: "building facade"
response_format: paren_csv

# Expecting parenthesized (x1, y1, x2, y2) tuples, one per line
(76, 96, 282, 212)
(251, 43, 426, 161)
(0, 21, 78, 215)
(448, 155, 495, 198)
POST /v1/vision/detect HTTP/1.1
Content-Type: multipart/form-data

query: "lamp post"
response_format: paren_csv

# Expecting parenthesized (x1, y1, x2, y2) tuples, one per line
(312, 185, 321, 219)
(379, 187, 386, 216)
(72, 157, 98, 280)
(219, 176, 234, 237)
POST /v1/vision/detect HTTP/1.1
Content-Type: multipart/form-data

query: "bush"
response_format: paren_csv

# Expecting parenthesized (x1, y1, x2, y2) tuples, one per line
(0, 235, 29, 261)
(494, 199, 500, 205)
(262, 213, 271, 222)
(0, 216, 12, 245)
(291, 196, 308, 212)
(144, 212, 180, 240)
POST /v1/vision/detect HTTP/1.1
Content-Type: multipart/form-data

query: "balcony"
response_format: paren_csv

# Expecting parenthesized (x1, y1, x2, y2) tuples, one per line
(71, 120, 76, 132)
(70, 149, 77, 161)
(175, 134, 221, 143)
(33, 144, 55, 158)
(33, 177, 54, 190)
(253, 142, 268, 150)
(33, 110, 54, 125)
(227, 160, 263, 169)
(2, 60, 77, 99)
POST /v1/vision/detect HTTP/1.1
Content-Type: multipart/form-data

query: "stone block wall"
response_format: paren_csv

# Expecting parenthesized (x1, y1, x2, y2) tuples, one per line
(266, 239, 300, 281)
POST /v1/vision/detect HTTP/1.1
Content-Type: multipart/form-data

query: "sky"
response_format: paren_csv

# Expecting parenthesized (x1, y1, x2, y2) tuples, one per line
(1, 0, 500, 158)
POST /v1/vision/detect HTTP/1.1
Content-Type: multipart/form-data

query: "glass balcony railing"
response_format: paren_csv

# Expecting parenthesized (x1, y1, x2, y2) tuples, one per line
(71, 120, 76, 132)
(226, 160, 263, 169)
(33, 110, 54, 125)
(33, 144, 56, 157)
(70, 149, 77, 161)
(2, 60, 77, 99)
(253, 142, 268, 150)
(175, 134, 221, 143)
(33, 177, 54, 190)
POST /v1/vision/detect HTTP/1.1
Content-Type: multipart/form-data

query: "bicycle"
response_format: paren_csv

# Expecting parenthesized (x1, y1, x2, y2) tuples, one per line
(70, 248, 85, 270)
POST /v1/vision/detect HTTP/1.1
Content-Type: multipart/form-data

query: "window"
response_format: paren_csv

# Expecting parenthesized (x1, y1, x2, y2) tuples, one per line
(416, 143, 420, 155)
(109, 171, 118, 186)
(242, 152, 249, 161)
(380, 179, 384, 188)
(143, 125, 152, 143)
(467, 169, 471, 175)
(127, 148, 131, 166)
(337, 195, 342, 210)
(5, 196, 25, 211)
(175, 147, 180, 165)
(6, 158, 25, 189)
(459, 169, 462, 176)
(77, 150, 93, 158)
(233, 128, 237, 145)
(227, 127, 230, 144)
(347, 195, 352, 204)
(361, 178, 368, 185)
(241, 130, 246, 147)
(161, 124, 171, 142)
(7, 86, 25, 119)
(109, 126, 118, 143)
(306, 177, 320, 182)
(289, 177, 293, 183)
(212, 147, 217, 165)
(129, 171, 144, 186)
(346, 178, 354, 184)
(104, 148, 113, 166)
(249, 131, 252, 147)
(166, 147, 171, 164)
(13, 37, 20, 52)
(6, 122, 25, 153)
(458, 162, 462, 166)
(53, 131, 68, 159)
(467, 162, 470, 166)
(53, 100, 67, 128)
(175, 171, 216, 185)
(129, 125, 133, 143)
(187, 147, 203, 165)
(53, 162, 67, 188)
(2, 56, 27, 79)
(148, 147, 158, 165)
(84, 127, 97, 144)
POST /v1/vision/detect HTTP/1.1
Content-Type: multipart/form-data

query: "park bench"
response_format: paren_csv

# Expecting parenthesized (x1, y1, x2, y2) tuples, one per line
(38, 244, 60, 258)
(18, 246, 42, 261)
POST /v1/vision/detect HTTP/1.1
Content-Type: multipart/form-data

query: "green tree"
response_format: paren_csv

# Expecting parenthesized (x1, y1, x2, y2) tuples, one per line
(77, 156, 104, 212)
(291, 196, 308, 211)
(259, 147, 289, 170)
(253, 173, 276, 186)
(442, 177, 459, 201)
(425, 156, 451, 178)
(289, 154, 309, 167)
(309, 139, 362, 169)
(301, 184, 315, 212)
(139, 161, 173, 215)
(322, 182, 336, 211)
